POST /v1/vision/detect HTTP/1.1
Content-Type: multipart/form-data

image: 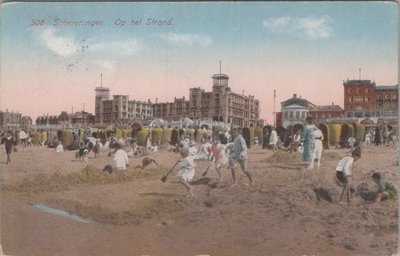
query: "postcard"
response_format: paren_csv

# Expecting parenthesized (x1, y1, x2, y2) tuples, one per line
(0, 1, 398, 256)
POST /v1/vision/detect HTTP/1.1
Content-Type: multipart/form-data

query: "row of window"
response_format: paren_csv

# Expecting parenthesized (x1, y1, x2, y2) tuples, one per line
(348, 94, 397, 103)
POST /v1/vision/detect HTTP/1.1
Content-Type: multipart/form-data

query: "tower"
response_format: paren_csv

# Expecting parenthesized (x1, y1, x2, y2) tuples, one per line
(94, 74, 110, 125)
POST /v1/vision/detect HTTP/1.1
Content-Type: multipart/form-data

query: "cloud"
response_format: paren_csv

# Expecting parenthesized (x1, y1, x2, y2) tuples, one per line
(40, 28, 78, 56)
(89, 39, 144, 56)
(92, 59, 117, 72)
(263, 16, 333, 39)
(153, 32, 213, 48)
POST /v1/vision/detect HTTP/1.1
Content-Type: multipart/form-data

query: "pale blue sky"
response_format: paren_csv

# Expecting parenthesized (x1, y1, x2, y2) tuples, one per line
(0, 1, 397, 123)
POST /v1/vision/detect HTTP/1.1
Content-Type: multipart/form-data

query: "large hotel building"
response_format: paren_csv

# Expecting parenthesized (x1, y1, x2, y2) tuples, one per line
(95, 73, 261, 127)
(152, 73, 261, 127)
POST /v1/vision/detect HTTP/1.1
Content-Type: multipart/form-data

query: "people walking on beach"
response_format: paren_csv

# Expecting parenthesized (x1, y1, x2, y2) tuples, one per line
(335, 150, 360, 204)
(371, 172, 397, 203)
(302, 116, 316, 169)
(177, 148, 196, 197)
(229, 127, 252, 187)
(1, 131, 15, 164)
(114, 143, 129, 171)
(309, 127, 324, 169)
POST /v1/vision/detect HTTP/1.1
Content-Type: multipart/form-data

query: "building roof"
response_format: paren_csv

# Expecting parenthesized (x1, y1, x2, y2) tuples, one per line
(281, 94, 315, 108)
(375, 85, 398, 91)
(309, 105, 344, 112)
(212, 73, 229, 79)
(343, 79, 374, 85)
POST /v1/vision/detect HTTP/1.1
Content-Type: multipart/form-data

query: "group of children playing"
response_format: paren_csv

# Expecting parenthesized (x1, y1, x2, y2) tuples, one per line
(335, 148, 397, 205)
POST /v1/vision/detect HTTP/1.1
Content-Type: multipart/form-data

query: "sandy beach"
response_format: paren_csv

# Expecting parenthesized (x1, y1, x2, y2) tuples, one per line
(0, 143, 398, 256)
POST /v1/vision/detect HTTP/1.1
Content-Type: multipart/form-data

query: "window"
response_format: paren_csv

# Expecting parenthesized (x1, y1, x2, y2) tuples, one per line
(348, 88, 352, 93)
(364, 96, 369, 102)
(384, 95, 390, 101)
(365, 89, 369, 93)
(348, 96, 352, 102)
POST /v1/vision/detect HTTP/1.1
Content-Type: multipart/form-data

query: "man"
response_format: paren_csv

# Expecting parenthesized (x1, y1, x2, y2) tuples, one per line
(229, 128, 252, 187)
(269, 128, 279, 151)
(2, 131, 15, 164)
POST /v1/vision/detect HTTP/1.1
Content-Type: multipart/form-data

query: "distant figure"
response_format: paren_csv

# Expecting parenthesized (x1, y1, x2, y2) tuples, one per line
(310, 128, 324, 169)
(347, 136, 356, 149)
(1, 131, 15, 164)
(371, 172, 397, 203)
(364, 131, 372, 146)
(269, 128, 279, 151)
(302, 116, 316, 169)
(290, 129, 301, 152)
(55, 141, 64, 153)
(114, 144, 129, 171)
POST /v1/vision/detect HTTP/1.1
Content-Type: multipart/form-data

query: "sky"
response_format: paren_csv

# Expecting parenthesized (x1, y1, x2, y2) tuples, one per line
(0, 1, 398, 124)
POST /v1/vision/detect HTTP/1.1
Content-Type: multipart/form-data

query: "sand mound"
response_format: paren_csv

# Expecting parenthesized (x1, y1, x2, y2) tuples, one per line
(2, 165, 164, 194)
(46, 197, 183, 226)
(265, 151, 302, 164)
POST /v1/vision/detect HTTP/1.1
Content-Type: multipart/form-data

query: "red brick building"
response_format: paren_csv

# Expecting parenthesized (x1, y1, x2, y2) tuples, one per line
(308, 105, 344, 120)
(343, 79, 398, 118)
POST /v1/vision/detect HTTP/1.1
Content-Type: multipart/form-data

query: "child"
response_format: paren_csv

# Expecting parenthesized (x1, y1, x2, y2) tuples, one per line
(141, 156, 159, 169)
(1, 131, 15, 164)
(371, 172, 397, 203)
(114, 143, 129, 171)
(229, 128, 252, 187)
(206, 139, 225, 179)
(335, 150, 360, 204)
(177, 148, 196, 197)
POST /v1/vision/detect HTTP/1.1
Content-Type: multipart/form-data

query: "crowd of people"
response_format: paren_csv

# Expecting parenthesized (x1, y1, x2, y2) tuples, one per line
(0, 118, 397, 202)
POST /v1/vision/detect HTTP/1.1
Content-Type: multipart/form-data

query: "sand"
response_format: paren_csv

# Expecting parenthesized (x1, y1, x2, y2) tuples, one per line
(0, 143, 398, 256)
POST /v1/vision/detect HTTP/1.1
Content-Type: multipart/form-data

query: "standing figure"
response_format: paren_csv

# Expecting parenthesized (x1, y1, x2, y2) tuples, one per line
(229, 128, 252, 187)
(269, 128, 279, 151)
(310, 127, 324, 169)
(1, 131, 15, 164)
(302, 116, 316, 169)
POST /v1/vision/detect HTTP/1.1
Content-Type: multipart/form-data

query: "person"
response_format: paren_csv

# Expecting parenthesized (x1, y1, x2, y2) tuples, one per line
(92, 139, 101, 158)
(177, 148, 196, 197)
(114, 143, 129, 171)
(206, 139, 225, 179)
(262, 130, 270, 149)
(55, 141, 64, 152)
(365, 130, 371, 146)
(141, 156, 159, 169)
(269, 128, 279, 151)
(371, 172, 397, 203)
(382, 123, 389, 146)
(229, 128, 252, 187)
(335, 150, 360, 204)
(309, 127, 324, 169)
(77, 142, 90, 163)
(290, 129, 301, 152)
(347, 136, 356, 149)
(1, 131, 15, 164)
(302, 116, 317, 169)
(197, 140, 212, 160)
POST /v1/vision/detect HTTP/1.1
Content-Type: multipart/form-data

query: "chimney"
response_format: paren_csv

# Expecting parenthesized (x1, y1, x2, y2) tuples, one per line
(155, 98, 158, 103)
(242, 90, 244, 96)
(293, 94, 297, 98)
